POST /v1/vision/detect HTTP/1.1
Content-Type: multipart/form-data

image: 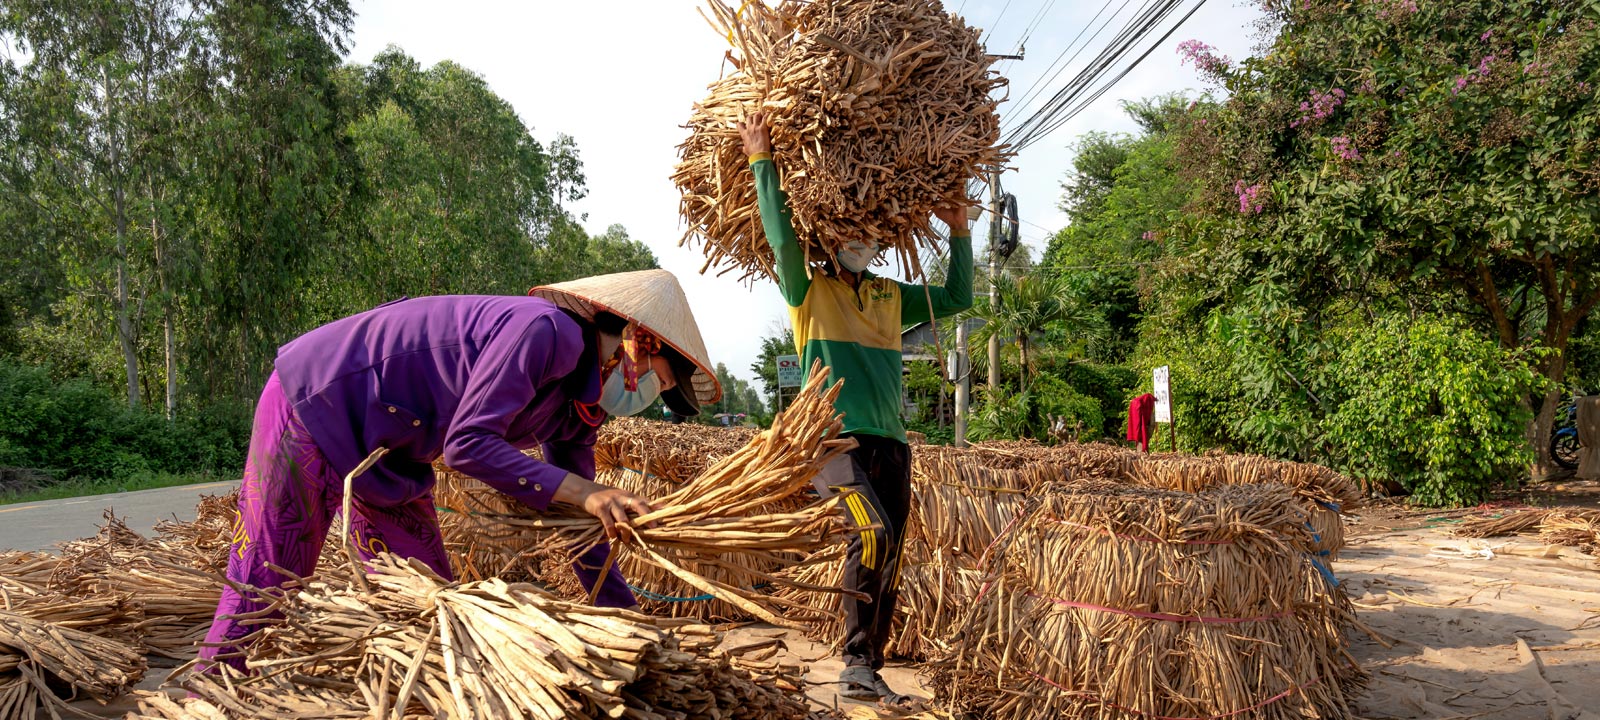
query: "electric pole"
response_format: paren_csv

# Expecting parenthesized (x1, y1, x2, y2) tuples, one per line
(987, 171, 1003, 391)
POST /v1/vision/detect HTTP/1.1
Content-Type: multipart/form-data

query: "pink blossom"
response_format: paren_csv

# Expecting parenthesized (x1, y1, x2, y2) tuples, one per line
(1477, 55, 1497, 76)
(1374, 0, 1418, 20)
(1290, 88, 1345, 129)
(1330, 136, 1361, 161)
(1177, 39, 1231, 84)
(1141, 231, 1157, 241)
(1480, 30, 1493, 42)
(1234, 181, 1265, 214)
(1452, 76, 1469, 95)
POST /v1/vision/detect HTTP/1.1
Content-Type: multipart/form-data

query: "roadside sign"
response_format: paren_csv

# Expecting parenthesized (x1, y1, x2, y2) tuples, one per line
(1153, 366, 1172, 423)
(777, 355, 804, 388)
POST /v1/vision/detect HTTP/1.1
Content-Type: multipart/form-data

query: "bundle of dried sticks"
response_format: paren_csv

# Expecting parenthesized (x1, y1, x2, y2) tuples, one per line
(674, 0, 1007, 281)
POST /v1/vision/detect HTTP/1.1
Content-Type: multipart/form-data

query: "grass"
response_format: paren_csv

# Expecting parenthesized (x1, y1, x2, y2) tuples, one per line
(0, 470, 237, 506)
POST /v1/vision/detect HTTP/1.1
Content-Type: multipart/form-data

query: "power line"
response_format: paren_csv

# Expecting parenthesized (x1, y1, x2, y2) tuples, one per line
(1003, 0, 1207, 152)
(999, 0, 1130, 131)
(995, 0, 1062, 78)
(985, 0, 1021, 45)
(1007, 0, 1182, 147)
(1018, 0, 1208, 145)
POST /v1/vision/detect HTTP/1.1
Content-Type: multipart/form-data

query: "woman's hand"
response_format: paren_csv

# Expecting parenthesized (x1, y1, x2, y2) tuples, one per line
(739, 111, 772, 156)
(554, 475, 657, 540)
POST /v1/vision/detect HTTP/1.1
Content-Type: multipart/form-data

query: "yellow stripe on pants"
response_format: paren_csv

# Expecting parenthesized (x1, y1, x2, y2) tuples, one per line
(843, 492, 878, 570)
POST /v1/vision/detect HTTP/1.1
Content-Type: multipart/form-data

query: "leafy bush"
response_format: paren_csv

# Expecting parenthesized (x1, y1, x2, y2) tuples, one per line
(1129, 323, 1260, 454)
(905, 419, 955, 446)
(1031, 353, 1139, 439)
(1324, 316, 1539, 507)
(0, 359, 249, 485)
(969, 374, 1103, 444)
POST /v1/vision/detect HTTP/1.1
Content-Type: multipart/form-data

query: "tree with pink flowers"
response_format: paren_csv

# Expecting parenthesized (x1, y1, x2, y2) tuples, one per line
(1176, 0, 1600, 477)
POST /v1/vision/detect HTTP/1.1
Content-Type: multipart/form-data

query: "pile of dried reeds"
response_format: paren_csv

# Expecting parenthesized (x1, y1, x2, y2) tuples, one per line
(51, 511, 228, 658)
(0, 551, 149, 717)
(674, 0, 1007, 281)
(437, 363, 857, 626)
(595, 417, 759, 484)
(0, 609, 147, 716)
(1456, 507, 1600, 553)
(133, 554, 824, 720)
(911, 440, 1359, 559)
(931, 482, 1365, 719)
(433, 465, 548, 584)
(779, 440, 1359, 663)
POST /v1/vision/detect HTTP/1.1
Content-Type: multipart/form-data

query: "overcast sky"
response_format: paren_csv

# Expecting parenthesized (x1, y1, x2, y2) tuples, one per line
(348, 0, 1263, 390)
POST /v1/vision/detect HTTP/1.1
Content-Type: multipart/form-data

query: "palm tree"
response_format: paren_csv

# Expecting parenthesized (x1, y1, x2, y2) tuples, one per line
(968, 271, 1104, 389)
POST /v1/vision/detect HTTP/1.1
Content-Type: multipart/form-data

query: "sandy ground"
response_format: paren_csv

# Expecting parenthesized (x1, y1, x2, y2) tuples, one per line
(1341, 525, 1600, 719)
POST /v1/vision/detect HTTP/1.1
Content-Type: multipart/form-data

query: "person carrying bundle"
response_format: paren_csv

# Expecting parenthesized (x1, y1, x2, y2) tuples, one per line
(199, 270, 721, 672)
(740, 112, 974, 705)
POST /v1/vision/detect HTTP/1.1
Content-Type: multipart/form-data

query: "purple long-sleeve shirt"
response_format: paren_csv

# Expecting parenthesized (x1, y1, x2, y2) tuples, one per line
(275, 295, 604, 509)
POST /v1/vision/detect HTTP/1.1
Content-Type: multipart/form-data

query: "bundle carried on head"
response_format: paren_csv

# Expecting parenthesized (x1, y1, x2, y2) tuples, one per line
(674, 0, 1008, 281)
(133, 554, 824, 720)
(933, 482, 1366, 720)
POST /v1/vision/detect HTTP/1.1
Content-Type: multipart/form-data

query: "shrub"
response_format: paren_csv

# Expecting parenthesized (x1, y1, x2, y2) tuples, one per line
(0, 358, 249, 484)
(1324, 315, 1539, 507)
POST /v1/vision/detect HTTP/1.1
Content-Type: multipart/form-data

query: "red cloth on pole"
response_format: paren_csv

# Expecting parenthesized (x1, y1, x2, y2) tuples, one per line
(1127, 393, 1155, 452)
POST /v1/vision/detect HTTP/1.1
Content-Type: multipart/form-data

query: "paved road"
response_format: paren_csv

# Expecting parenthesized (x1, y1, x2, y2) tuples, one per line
(0, 481, 240, 551)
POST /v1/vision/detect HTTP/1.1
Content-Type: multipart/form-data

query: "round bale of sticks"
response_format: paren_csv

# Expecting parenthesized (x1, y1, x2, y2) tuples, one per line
(674, 0, 1008, 281)
(933, 481, 1365, 720)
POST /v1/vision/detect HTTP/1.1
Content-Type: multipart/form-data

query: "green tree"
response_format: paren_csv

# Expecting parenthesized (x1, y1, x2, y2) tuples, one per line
(0, 0, 202, 410)
(704, 362, 764, 421)
(1041, 95, 1194, 363)
(1177, 0, 1600, 476)
(969, 271, 1104, 389)
(750, 324, 796, 410)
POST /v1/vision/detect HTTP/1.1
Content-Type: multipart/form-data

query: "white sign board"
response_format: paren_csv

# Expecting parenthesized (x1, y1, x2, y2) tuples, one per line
(1153, 366, 1172, 423)
(777, 355, 804, 388)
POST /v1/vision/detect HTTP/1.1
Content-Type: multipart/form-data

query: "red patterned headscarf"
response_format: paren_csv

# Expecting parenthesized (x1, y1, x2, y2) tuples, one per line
(579, 323, 663, 427)
(604, 323, 662, 392)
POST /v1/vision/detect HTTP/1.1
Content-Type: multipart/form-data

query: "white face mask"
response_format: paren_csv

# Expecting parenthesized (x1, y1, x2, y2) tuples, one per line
(598, 369, 661, 417)
(837, 239, 881, 273)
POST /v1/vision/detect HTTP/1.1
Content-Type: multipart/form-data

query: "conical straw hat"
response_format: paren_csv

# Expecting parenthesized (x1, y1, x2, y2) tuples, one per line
(530, 269, 723, 407)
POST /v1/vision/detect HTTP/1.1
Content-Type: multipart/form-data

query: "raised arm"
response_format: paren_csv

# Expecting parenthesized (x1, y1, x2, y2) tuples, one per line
(741, 113, 810, 307)
(900, 203, 976, 325)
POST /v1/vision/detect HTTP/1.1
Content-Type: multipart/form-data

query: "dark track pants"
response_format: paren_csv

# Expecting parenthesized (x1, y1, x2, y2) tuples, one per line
(813, 433, 911, 669)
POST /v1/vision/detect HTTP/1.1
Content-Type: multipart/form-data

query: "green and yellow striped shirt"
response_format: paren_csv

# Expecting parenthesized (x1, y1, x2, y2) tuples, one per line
(750, 155, 973, 442)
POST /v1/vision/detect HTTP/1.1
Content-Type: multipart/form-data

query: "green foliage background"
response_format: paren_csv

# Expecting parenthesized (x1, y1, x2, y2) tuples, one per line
(0, 0, 657, 491)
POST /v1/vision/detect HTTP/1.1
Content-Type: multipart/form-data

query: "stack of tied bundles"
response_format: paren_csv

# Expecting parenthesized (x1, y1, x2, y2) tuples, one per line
(932, 482, 1365, 720)
(674, 0, 1008, 281)
(914, 440, 1360, 560)
(0, 550, 147, 717)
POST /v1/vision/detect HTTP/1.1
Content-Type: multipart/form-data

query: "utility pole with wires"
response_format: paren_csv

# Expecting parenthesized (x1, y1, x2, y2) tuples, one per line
(987, 172, 1003, 391)
(984, 173, 1021, 392)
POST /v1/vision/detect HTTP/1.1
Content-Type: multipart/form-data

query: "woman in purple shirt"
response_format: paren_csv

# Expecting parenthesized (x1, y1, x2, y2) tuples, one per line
(200, 270, 721, 671)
